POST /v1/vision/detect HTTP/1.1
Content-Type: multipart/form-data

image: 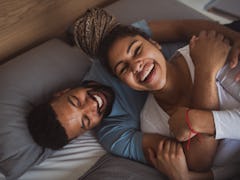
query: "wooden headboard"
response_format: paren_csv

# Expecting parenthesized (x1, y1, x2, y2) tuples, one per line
(0, 0, 116, 63)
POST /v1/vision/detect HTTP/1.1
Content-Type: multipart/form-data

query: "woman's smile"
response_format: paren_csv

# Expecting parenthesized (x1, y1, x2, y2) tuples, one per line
(138, 61, 155, 83)
(109, 35, 167, 91)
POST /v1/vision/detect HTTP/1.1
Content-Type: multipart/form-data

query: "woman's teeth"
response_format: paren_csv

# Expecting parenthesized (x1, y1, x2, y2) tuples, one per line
(141, 64, 154, 82)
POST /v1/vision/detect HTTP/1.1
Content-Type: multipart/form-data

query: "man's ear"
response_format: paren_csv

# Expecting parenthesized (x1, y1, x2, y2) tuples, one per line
(53, 88, 71, 98)
(149, 39, 162, 50)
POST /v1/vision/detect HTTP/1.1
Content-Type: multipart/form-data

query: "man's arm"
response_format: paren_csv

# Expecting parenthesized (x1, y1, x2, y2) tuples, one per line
(142, 131, 217, 172)
(97, 116, 147, 163)
(212, 108, 240, 139)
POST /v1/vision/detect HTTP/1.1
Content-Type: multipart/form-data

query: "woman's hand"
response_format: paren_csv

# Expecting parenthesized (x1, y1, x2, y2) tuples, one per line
(169, 107, 216, 142)
(148, 138, 189, 180)
(190, 30, 231, 78)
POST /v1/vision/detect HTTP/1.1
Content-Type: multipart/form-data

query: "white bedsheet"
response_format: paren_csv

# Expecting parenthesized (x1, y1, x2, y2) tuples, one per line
(17, 131, 106, 180)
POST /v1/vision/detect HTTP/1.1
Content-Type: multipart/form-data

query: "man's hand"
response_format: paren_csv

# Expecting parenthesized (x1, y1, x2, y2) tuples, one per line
(148, 138, 189, 180)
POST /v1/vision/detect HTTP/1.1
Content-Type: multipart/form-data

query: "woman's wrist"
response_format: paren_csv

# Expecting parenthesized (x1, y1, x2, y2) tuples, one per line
(188, 109, 216, 136)
(194, 66, 217, 82)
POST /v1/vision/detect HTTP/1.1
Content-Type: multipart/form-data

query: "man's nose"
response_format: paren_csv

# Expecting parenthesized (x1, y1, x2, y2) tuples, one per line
(83, 97, 98, 114)
(131, 60, 143, 74)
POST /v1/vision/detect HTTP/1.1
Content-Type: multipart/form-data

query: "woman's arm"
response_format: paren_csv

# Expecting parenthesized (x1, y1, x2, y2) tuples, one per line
(212, 108, 240, 140)
(148, 19, 240, 68)
(176, 30, 231, 171)
(169, 107, 215, 141)
(189, 30, 231, 109)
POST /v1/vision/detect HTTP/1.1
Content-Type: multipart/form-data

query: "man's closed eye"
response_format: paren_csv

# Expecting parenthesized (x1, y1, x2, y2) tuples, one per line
(68, 95, 80, 107)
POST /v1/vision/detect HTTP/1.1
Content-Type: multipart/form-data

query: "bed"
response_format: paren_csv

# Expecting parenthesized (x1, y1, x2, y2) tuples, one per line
(0, 0, 210, 179)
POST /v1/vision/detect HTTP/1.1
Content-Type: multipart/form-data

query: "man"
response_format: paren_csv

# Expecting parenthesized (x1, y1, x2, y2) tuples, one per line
(27, 80, 115, 150)
(73, 8, 240, 179)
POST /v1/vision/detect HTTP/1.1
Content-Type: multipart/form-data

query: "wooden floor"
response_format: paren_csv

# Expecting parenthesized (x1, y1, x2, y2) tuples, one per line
(0, 0, 116, 63)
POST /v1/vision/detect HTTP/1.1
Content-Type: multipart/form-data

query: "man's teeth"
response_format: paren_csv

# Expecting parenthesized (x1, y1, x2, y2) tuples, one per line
(94, 95, 103, 108)
(141, 64, 154, 81)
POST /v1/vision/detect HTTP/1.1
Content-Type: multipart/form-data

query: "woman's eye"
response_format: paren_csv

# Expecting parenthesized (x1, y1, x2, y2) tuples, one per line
(120, 65, 127, 74)
(134, 45, 142, 56)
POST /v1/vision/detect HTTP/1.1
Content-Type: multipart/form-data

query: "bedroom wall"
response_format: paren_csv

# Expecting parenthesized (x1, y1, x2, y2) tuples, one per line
(0, 0, 116, 63)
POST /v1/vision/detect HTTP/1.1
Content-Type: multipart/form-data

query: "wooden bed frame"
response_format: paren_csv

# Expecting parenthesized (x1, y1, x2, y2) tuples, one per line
(0, 0, 116, 63)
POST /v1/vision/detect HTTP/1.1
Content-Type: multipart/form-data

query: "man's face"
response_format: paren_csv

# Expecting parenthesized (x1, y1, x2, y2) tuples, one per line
(50, 81, 114, 140)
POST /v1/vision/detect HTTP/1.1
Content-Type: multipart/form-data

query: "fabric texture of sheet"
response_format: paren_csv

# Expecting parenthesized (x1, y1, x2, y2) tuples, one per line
(19, 131, 106, 180)
(80, 154, 166, 180)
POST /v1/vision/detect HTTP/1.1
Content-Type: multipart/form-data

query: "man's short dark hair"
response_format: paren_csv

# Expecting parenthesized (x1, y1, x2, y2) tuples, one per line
(27, 103, 68, 150)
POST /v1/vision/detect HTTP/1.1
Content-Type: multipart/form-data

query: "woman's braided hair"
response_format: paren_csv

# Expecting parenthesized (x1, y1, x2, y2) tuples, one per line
(73, 8, 150, 74)
(73, 8, 119, 59)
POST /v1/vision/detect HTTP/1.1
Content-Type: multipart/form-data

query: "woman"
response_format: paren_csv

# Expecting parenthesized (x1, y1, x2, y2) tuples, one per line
(98, 23, 240, 178)
(73, 8, 240, 179)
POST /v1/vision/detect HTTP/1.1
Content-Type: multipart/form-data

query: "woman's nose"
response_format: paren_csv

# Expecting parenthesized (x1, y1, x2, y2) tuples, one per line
(131, 60, 143, 74)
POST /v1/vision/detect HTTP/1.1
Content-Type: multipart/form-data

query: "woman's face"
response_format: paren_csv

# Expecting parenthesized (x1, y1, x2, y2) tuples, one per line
(108, 35, 167, 91)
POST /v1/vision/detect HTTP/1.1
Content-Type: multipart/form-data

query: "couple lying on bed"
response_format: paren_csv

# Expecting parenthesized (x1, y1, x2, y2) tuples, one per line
(27, 8, 240, 180)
